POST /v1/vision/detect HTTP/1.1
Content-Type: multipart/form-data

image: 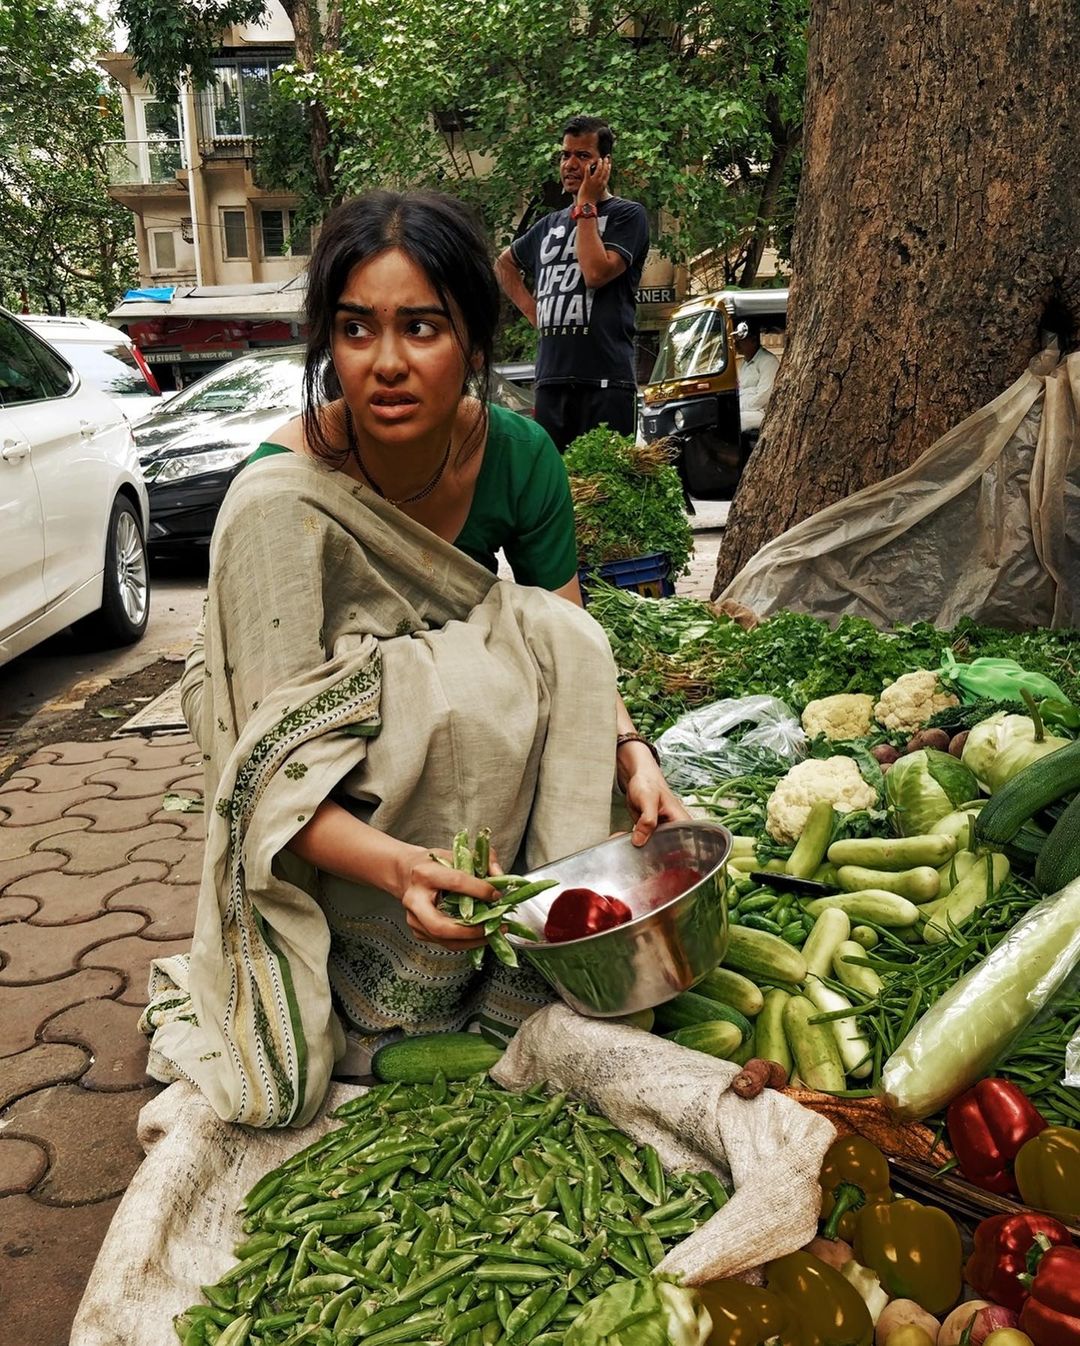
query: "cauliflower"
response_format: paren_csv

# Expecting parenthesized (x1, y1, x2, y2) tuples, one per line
(801, 693, 875, 740)
(766, 756, 878, 843)
(874, 670, 959, 735)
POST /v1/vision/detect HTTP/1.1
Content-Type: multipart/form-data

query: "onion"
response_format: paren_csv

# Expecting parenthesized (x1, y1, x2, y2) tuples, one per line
(969, 1307, 1020, 1345)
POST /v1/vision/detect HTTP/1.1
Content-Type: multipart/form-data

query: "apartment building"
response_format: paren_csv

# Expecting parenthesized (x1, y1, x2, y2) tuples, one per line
(101, 2, 682, 387)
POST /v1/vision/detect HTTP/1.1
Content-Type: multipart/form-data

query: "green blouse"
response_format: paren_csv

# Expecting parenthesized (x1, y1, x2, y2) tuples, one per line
(246, 403, 578, 590)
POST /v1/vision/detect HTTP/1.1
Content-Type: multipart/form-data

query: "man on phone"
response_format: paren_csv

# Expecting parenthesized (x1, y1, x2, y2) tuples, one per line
(496, 115, 650, 452)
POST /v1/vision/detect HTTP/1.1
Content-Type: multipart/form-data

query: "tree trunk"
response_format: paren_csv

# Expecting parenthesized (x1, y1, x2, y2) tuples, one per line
(712, 0, 1080, 597)
(282, 0, 337, 204)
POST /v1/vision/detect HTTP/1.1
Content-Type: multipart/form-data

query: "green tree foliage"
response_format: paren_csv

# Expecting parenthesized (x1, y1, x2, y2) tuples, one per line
(0, 1, 137, 316)
(287, 0, 806, 270)
(115, 0, 268, 92)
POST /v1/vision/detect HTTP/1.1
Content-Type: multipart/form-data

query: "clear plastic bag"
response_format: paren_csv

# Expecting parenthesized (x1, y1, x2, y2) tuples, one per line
(882, 878, 1080, 1119)
(656, 695, 806, 794)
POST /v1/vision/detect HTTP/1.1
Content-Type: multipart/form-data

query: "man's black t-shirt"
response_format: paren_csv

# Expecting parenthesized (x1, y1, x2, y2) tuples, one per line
(511, 197, 649, 387)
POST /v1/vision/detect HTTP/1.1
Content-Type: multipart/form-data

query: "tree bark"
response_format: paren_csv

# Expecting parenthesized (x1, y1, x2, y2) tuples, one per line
(712, 0, 1080, 597)
(282, 0, 337, 204)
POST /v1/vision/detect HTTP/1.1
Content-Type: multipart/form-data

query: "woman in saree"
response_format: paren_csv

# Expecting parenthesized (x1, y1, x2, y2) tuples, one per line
(142, 190, 687, 1125)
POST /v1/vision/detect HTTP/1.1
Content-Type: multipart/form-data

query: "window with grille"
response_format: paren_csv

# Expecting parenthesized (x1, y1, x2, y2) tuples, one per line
(260, 209, 310, 258)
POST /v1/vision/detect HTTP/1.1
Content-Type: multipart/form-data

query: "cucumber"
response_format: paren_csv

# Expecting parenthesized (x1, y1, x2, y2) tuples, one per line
(937, 849, 978, 897)
(835, 864, 940, 902)
(924, 852, 1011, 944)
(617, 1008, 656, 1031)
(803, 890, 921, 928)
(755, 989, 793, 1075)
(974, 738, 1080, 847)
(850, 925, 880, 949)
(782, 994, 846, 1092)
(729, 835, 758, 857)
(827, 835, 957, 870)
(729, 1028, 758, 1067)
(371, 1032, 504, 1083)
(1034, 791, 1080, 894)
(930, 804, 984, 848)
(813, 862, 841, 887)
(800, 907, 851, 981)
(803, 977, 873, 1080)
(694, 966, 765, 1018)
(786, 800, 835, 879)
(722, 924, 808, 985)
(832, 939, 884, 999)
(653, 992, 753, 1042)
(664, 1021, 744, 1061)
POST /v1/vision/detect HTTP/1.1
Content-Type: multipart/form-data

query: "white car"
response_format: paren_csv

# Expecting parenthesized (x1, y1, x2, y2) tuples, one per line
(0, 307, 150, 667)
(20, 314, 164, 425)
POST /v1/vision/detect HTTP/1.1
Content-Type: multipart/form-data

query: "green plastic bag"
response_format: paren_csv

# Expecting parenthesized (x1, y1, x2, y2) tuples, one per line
(940, 649, 1070, 706)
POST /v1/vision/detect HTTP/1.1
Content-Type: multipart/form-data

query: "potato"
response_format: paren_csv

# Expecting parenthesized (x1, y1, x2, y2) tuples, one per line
(905, 728, 951, 754)
(802, 1235, 854, 1270)
(872, 744, 901, 765)
(876, 1300, 941, 1346)
(948, 731, 970, 758)
(938, 1302, 990, 1346)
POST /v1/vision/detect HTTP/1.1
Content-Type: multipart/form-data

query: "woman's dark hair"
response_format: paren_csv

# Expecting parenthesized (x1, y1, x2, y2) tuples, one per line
(301, 190, 500, 464)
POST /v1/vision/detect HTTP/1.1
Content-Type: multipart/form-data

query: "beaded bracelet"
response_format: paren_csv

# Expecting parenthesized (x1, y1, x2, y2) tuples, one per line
(615, 731, 661, 766)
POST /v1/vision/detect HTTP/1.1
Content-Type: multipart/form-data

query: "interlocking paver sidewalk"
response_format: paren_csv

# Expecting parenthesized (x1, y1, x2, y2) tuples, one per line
(0, 529, 723, 1345)
(0, 734, 203, 1346)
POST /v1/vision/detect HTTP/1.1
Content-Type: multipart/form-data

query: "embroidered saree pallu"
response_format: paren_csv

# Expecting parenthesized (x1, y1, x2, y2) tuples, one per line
(141, 456, 617, 1126)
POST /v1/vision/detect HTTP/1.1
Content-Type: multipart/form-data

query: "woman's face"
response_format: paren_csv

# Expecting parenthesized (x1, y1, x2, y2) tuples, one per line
(330, 247, 473, 445)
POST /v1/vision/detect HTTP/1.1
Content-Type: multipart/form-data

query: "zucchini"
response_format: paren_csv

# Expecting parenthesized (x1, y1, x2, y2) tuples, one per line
(832, 940, 884, 999)
(835, 864, 940, 902)
(786, 800, 835, 879)
(800, 908, 851, 981)
(782, 994, 846, 1092)
(664, 1021, 744, 1061)
(372, 1032, 504, 1083)
(827, 835, 957, 870)
(803, 890, 921, 928)
(694, 966, 765, 1018)
(803, 977, 873, 1080)
(721, 924, 808, 985)
(974, 739, 1080, 847)
(923, 852, 1011, 944)
(1034, 791, 1080, 893)
(755, 989, 793, 1075)
(653, 992, 753, 1042)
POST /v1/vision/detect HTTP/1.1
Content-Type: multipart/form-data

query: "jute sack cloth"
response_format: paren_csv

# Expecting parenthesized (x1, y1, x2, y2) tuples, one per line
(492, 1004, 837, 1283)
(721, 349, 1080, 628)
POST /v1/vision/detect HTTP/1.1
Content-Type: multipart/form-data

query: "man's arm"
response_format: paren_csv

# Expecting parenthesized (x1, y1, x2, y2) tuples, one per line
(495, 247, 537, 326)
(573, 157, 629, 290)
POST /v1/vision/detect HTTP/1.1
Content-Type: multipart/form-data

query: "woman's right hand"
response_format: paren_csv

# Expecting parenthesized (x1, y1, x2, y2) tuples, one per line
(394, 845, 498, 949)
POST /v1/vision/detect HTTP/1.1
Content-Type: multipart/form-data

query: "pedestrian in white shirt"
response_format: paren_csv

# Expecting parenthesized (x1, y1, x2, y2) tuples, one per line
(734, 322, 779, 433)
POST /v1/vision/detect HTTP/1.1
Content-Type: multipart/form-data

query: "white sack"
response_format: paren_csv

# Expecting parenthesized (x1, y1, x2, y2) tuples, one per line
(492, 1003, 836, 1283)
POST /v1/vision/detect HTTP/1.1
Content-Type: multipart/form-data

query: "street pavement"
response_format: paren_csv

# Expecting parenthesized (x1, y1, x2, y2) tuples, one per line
(0, 525, 725, 1345)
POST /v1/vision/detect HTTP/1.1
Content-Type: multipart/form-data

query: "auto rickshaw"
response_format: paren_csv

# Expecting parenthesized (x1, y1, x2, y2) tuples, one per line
(640, 289, 788, 499)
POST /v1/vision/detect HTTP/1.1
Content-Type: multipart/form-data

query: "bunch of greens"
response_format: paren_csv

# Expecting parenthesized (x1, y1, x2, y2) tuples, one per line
(565, 428, 694, 580)
(588, 584, 1080, 738)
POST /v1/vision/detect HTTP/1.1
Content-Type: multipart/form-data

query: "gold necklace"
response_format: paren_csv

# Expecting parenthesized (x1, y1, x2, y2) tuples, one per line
(344, 404, 453, 506)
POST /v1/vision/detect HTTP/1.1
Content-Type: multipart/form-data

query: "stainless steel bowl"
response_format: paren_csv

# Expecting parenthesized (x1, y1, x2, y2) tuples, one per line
(507, 821, 731, 1017)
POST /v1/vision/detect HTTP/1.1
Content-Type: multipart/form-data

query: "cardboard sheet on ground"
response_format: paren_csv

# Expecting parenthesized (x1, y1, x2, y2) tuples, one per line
(721, 350, 1080, 628)
(72, 1013, 834, 1342)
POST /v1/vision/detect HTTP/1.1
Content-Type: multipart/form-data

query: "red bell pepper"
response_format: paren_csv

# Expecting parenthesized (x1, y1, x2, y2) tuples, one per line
(1018, 1244, 1080, 1346)
(543, 888, 632, 942)
(965, 1212, 1073, 1312)
(946, 1077, 1047, 1194)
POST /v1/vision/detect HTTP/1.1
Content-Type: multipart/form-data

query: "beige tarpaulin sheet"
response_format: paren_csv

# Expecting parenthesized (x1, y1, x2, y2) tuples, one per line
(722, 351, 1080, 628)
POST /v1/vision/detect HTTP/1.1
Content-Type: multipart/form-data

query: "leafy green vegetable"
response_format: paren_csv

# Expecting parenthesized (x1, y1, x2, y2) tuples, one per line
(926, 698, 1026, 731)
(565, 429, 694, 581)
(564, 1277, 712, 1346)
(884, 749, 978, 835)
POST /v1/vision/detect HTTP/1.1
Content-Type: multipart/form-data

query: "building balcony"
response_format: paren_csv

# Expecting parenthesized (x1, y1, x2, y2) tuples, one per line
(105, 139, 186, 189)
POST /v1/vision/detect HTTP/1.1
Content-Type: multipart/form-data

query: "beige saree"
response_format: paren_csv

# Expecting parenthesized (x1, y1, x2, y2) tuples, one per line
(141, 455, 617, 1126)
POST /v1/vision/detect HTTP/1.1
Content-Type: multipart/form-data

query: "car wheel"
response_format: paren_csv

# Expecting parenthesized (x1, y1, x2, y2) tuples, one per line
(84, 496, 150, 645)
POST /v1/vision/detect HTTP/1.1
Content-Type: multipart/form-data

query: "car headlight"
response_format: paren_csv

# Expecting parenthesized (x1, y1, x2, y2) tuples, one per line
(673, 409, 686, 430)
(151, 443, 254, 485)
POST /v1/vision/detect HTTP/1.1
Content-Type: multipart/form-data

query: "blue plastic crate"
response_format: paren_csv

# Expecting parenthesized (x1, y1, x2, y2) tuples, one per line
(578, 551, 675, 604)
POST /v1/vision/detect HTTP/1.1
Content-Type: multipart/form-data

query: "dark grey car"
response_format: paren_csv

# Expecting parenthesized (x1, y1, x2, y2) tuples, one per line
(136, 347, 534, 555)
